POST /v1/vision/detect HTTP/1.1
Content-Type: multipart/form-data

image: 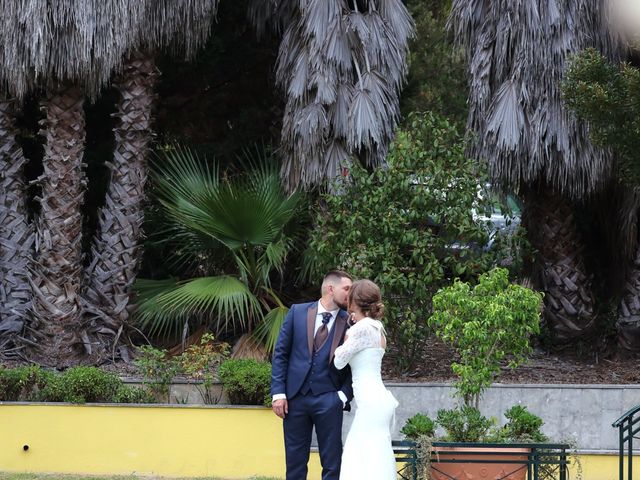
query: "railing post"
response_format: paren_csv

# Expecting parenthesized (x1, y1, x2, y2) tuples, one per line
(559, 446, 567, 480)
(620, 420, 625, 480)
(628, 417, 633, 480)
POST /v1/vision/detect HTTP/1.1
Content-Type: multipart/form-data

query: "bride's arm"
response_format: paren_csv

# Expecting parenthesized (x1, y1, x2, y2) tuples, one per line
(334, 324, 368, 369)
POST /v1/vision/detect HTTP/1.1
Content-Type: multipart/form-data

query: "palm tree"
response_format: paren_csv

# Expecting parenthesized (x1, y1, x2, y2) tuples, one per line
(0, 0, 411, 364)
(82, 52, 159, 360)
(562, 47, 640, 352)
(0, 98, 34, 358)
(30, 85, 88, 366)
(81, 3, 221, 361)
(135, 147, 302, 353)
(249, 0, 415, 190)
(449, 0, 622, 343)
(0, 1, 220, 365)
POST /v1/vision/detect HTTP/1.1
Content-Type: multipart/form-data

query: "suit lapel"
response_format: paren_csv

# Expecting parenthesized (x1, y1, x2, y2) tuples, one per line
(306, 303, 317, 357)
(329, 310, 348, 363)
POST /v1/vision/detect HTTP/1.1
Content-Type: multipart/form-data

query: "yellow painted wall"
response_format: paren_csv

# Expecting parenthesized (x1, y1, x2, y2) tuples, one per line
(0, 403, 315, 478)
(0, 403, 633, 479)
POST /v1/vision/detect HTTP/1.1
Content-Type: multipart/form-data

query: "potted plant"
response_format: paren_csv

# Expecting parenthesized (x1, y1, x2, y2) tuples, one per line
(424, 267, 544, 479)
(402, 405, 549, 480)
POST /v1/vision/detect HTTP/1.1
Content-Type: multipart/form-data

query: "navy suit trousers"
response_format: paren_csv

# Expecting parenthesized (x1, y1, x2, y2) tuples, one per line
(283, 390, 344, 480)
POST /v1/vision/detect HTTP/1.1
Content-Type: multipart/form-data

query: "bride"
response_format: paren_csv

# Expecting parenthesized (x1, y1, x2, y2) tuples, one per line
(334, 279, 399, 480)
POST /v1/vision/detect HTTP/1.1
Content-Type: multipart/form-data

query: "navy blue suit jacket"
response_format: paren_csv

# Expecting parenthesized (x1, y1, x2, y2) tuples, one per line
(271, 301, 353, 407)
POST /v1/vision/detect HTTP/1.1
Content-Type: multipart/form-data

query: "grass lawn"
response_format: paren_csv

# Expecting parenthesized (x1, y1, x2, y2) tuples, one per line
(0, 475, 280, 480)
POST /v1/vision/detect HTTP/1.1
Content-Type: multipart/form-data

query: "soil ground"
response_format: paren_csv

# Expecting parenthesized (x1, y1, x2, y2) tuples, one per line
(5, 335, 640, 385)
(382, 335, 640, 384)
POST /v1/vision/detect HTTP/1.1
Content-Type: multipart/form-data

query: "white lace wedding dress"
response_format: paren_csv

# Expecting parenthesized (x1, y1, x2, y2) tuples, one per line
(334, 317, 399, 480)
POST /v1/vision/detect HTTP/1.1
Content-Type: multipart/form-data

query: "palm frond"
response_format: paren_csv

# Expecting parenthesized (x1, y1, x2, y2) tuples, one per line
(254, 305, 289, 352)
(265, 0, 414, 190)
(449, 0, 623, 197)
(0, 1, 219, 99)
(154, 146, 302, 252)
(135, 276, 261, 339)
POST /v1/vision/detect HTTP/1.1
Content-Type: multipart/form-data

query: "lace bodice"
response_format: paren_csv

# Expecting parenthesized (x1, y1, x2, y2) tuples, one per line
(334, 317, 385, 370)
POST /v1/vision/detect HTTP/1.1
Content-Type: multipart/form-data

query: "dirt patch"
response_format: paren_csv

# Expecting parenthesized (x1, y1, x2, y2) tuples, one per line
(382, 335, 640, 384)
(4, 335, 640, 385)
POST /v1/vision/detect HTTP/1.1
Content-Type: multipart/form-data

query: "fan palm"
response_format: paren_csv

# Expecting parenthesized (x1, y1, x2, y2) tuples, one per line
(0, 0, 220, 365)
(249, 0, 415, 190)
(449, 0, 622, 343)
(135, 147, 302, 351)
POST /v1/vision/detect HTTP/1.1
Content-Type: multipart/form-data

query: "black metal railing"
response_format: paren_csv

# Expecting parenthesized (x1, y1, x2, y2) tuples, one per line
(394, 440, 419, 480)
(613, 405, 640, 480)
(393, 440, 569, 480)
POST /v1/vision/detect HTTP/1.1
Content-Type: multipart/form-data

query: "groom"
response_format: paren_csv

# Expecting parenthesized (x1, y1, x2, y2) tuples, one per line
(271, 270, 354, 480)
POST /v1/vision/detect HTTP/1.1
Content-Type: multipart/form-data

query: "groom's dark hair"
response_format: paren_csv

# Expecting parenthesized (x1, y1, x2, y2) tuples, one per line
(323, 270, 352, 285)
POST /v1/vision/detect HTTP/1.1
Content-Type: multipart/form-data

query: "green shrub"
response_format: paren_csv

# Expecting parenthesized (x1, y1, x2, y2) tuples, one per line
(499, 405, 547, 443)
(401, 413, 436, 439)
(304, 112, 502, 373)
(178, 333, 230, 404)
(41, 367, 121, 403)
(218, 358, 271, 406)
(134, 345, 180, 402)
(0, 365, 157, 404)
(113, 384, 156, 404)
(0, 365, 53, 401)
(436, 406, 496, 442)
(429, 267, 542, 408)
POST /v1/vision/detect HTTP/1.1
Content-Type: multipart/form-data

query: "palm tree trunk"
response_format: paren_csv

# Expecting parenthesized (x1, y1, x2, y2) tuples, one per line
(0, 98, 34, 357)
(525, 190, 597, 342)
(83, 51, 158, 360)
(30, 85, 87, 367)
(617, 246, 640, 351)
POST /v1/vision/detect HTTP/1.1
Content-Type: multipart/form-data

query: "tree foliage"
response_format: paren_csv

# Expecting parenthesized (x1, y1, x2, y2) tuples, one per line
(401, 0, 467, 126)
(304, 112, 497, 373)
(429, 267, 542, 408)
(563, 48, 640, 185)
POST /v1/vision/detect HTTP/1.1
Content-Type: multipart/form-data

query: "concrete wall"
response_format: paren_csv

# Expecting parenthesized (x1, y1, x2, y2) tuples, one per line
(382, 383, 640, 453)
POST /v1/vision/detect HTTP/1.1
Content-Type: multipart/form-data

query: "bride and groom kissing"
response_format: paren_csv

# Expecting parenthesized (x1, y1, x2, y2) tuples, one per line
(271, 270, 399, 480)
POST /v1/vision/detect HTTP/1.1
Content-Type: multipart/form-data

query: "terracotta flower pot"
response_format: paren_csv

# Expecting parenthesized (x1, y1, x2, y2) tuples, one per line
(430, 445, 531, 480)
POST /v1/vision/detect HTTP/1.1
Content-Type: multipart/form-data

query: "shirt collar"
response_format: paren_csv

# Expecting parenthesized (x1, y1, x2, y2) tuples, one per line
(317, 300, 339, 318)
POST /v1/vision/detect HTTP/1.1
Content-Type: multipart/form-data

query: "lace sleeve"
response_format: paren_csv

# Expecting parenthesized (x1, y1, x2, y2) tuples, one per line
(333, 320, 381, 369)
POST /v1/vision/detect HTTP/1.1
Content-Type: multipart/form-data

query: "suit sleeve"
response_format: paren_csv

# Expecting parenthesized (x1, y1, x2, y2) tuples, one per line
(271, 304, 295, 396)
(340, 365, 353, 404)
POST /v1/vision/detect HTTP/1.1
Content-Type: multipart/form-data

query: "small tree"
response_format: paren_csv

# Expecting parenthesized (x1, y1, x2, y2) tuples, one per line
(429, 267, 542, 408)
(305, 112, 501, 373)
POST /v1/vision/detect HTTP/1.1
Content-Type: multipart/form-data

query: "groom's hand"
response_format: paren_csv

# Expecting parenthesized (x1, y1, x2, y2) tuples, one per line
(273, 398, 288, 418)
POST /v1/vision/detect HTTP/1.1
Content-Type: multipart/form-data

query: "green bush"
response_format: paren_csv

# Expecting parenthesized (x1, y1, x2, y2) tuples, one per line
(218, 358, 271, 406)
(40, 367, 123, 403)
(0, 365, 157, 404)
(401, 413, 436, 440)
(499, 405, 547, 443)
(134, 345, 180, 402)
(113, 384, 156, 404)
(436, 406, 496, 443)
(305, 112, 503, 373)
(429, 267, 542, 408)
(0, 365, 53, 401)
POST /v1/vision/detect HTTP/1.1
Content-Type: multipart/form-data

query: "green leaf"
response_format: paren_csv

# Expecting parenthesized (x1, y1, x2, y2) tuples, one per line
(135, 276, 261, 338)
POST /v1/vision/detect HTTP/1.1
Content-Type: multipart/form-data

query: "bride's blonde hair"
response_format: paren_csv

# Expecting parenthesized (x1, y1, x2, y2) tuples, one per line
(348, 279, 384, 320)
